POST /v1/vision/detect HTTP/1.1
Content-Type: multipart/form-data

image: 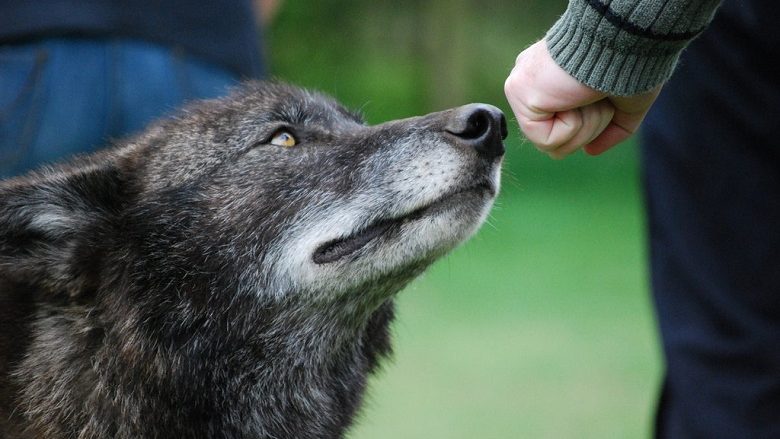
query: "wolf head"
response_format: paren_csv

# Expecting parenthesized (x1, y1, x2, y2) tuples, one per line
(0, 81, 506, 438)
(0, 81, 505, 309)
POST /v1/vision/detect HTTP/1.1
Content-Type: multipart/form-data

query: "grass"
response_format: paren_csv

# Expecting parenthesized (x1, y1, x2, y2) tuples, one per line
(347, 137, 662, 439)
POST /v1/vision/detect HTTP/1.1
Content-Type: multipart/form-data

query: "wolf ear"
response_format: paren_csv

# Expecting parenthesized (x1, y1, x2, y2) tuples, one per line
(0, 156, 130, 296)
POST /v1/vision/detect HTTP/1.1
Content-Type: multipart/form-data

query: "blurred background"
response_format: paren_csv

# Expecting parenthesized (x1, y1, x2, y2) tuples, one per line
(266, 1, 661, 437)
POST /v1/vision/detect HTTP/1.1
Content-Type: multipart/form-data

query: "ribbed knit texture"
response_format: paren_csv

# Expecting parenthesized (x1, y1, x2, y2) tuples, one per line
(546, 0, 721, 95)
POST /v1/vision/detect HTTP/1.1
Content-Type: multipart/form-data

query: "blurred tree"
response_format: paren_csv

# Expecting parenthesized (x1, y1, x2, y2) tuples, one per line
(267, 0, 567, 120)
(422, 0, 468, 109)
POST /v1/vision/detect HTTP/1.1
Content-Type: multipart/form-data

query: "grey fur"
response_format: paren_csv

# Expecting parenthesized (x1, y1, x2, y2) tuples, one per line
(0, 81, 505, 438)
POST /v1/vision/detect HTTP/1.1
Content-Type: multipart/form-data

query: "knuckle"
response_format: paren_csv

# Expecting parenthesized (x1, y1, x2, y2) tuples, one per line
(503, 75, 517, 98)
(506, 75, 532, 102)
(525, 95, 549, 116)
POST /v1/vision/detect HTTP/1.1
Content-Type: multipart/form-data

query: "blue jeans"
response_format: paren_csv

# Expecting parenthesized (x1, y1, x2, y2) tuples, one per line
(0, 38, 240, 178)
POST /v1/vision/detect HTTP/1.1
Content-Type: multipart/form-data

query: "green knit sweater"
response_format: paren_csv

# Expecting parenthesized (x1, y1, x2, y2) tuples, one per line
(546, 0, 721, 95)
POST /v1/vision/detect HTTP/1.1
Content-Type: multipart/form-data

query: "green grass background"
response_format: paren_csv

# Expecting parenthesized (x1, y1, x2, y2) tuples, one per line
(266, 1, 662, 437)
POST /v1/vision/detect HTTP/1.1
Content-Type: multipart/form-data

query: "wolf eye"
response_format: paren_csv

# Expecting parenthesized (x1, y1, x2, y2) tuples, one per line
(270, 130, 297, 147)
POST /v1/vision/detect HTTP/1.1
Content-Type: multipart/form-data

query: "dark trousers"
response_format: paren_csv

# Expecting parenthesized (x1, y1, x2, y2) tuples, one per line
(641, 1, 780, 437)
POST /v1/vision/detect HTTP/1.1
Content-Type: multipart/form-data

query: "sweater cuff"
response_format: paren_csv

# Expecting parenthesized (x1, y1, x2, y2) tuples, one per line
(545, 0, 716, 96)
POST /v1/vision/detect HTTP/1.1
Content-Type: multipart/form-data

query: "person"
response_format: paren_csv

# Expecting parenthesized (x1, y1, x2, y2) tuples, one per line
(0, 0, 277, 178)
(505, 0, 780, 437)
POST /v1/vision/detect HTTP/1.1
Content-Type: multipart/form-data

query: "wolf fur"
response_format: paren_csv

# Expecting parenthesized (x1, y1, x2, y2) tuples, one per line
(0, 81, 506, 438)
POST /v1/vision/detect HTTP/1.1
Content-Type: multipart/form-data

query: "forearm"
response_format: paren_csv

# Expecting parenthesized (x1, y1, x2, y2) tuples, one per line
(546, 0, 721, 95)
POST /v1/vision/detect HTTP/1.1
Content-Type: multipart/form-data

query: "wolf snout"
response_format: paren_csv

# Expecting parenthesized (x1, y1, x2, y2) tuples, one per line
(445, 103, 508, 160)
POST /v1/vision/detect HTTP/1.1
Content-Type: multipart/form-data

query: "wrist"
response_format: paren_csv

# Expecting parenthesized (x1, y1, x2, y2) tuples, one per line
(545, 0, 719, 96)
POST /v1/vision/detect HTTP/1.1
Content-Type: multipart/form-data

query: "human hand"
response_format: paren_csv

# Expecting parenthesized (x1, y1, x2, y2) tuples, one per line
(504, 40, 662, 159)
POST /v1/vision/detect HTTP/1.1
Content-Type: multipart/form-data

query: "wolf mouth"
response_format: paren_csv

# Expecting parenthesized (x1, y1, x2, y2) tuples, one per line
(312, 182, 494, 264)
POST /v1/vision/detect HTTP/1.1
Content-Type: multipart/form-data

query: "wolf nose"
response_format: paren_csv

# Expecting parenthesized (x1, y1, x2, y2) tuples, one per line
(445, 104, 508, 160)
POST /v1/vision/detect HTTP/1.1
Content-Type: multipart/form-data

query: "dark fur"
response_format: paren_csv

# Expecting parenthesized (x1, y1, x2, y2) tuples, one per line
(0, 82, 504, 438)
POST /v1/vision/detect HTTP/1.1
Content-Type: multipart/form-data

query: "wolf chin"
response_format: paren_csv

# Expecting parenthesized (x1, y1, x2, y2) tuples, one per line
(0, 81, 506, 438)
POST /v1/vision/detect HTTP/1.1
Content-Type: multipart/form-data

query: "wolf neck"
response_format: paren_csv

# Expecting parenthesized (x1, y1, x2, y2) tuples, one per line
(251, 264, 418, 366)
(256, 286, 397, 368)
(91, 282, 397, 436)
(124, 272, 399, 373)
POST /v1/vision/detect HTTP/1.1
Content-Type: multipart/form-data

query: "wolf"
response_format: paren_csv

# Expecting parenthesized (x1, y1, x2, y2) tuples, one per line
(0, 81, 506, 438)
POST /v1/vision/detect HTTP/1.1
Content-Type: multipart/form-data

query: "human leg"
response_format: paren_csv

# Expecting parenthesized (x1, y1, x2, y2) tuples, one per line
(642, 3, 780, 436)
